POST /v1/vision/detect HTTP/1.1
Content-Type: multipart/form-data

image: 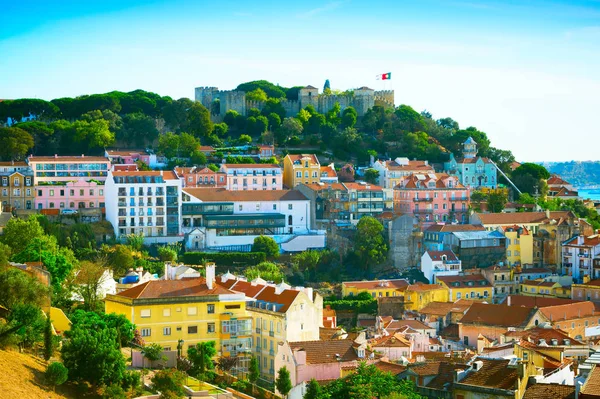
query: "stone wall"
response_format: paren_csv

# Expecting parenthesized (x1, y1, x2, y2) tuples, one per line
(388, 214, 422, 270)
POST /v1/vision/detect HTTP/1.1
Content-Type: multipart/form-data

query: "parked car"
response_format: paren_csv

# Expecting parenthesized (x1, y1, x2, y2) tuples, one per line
(60, 209, 78, 215)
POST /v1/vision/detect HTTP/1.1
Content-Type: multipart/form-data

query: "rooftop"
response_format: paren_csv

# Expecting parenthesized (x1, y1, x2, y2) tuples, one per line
(504, 295, 579, 308)
(564, 235, 600, 247)
(382, 159, 434, 171)
(111, 170, 179, 180)
(419, 300, 473, 316)
(221, 163, 280, 169)
(474, 211, 576, 225)
(286, 154, 319, 165)
(407, 361, 470, 390)
(342, 279, 409, 291)
(457, 358, 519, 391)
(425, 224, 486, 233)
(460, 302, 539, 328)
(523, 383, 575, 399)
(437, 274, 491, 287)
(539, 301, 597, 321)
(425, 250, 459, 262)
(580, 364, 600, 396)
(115, 278, 234, 299)
(183, 188, 307, 202)
(28, 155, 110, 163)
(288, 339, 372, 365)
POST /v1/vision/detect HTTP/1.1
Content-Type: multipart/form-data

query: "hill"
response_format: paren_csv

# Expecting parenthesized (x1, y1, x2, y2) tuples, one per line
(542, 161, 600, 188)
(0, 349, 70, 399)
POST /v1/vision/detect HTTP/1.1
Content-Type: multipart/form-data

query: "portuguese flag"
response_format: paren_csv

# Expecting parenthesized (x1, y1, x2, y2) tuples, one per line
(377, 72, 391, 80)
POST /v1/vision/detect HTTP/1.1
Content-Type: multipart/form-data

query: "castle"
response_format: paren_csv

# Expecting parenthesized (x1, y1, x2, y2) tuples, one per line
(194, 85, 395, 118)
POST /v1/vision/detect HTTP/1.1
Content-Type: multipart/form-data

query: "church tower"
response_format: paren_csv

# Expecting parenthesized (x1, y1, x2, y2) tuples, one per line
(463, 137, 478, 159)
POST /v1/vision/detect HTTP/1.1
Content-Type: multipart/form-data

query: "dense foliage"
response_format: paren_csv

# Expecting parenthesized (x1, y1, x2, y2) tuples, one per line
(181, 251, 266, 267)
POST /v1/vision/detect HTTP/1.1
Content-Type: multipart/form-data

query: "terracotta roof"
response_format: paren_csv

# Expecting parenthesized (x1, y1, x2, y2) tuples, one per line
(457, 358, 519, 390)
(581, 364, 600, 396)
(303, 182, 347, 192)
(370, 333, 411, 348)
(111, 170, 179, 180)
(407, 283, 445, 292)
(343, 182, 384, 191)
(425, 224, 486, 232)
(578, 279, 600, 287)
(409, 362, 470, 390)
(174, 166, 218, 175)
(554, 187, 578, 197)
(504, 295, 579, 308)
(524, 383, 575, 399)
(386, 319, 432, 331)
(439, 323, 459, 339)
(547, 175, 569, 185)
(113, 164, 139, 171)
(319, 165, 337, 178)
(221, 163, 280, 169)
(198, 146, 215, 152)
(383, 160, 434, 172)
(28, 155, 110, 162)
(516, 267, 553, 275)
(539, 301, 597, 321)
(475, 211, 575, 225)
(219, 278, 268, 298)
(220, 279, 300, 313)
(288, 339, 371, 364)
(183, 188, 307, 202)
(116, 278, 234, 299)
(419, 301, 473, 316)
(502, 225, 530, 234)
(0, 161, 28, 167)
(396, 172, 467, 190)
(503, 326, 583, 345)
(106, 150, 149, 156)
(286, 154, 319, 165)
(319, 327, 345, 340)
(564, 235, 600, 247)
(425, 250, 459, 261)
(460, 303, 539, 328)
(343, 279, 409, 291)
(374, 360, 406, 375)
(521, 279, 558, 288)
(437, 274, 491, 288)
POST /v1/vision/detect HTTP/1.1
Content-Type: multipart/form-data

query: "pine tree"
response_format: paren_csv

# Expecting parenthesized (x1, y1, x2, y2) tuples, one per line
(303, 378, 321, 399)
(248, 355, 260, 384)
(44, 315, 53, 361)
(323, 79, 331, 91)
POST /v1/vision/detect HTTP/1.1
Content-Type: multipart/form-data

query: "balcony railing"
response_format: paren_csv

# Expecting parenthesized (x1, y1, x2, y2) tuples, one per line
(413, 198, 433, 202)
(414, 209, 433, 214)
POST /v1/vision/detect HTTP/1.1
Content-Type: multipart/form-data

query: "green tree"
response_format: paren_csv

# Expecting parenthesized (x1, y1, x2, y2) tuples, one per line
(72, 119, 115, 150)
(158, 246, 178, 262)
(1, 214, 44, 254)
(0, 126, 35, 160)
(119, 112, 158, 147)
(324, 79, 331, 91)
(186, 102, 213, 138)
(236, 80, 287, 99)
(296, 109, 311, 127)
(45, 362, 68, 391)
(252, 235, 280, 258)
(394, 105, 426, 132)
(0, 267, 48, 310)
(44, 315, 54, 360)
(304, 378, 322, 399)
(248, 356, 260, 384)
(244, 262, 284, 284)
(276, 117, 303, 145)
(142, 342, 166, 367)
(14, 120, 57, 155)
(267, 112, 281, 131)
(517, 193, 536, 204)
(237, 134, 252, 145)
(512, 162, 551, 197)
(325, 102, 341, 126)
(0, 303, 46, 348)
(354, 216, 388, 271)
(62, 323, 126, 387)
(190, 150, 207, 166)
(105, 245, 135, 276)
(487, 192, 508, 213)
(213, 122, 229, 137)
(162, 97, 194, 132)
(223, 110, 239, 127)
(151, 368, 186, 398)
(102, 384, 127, 399)
(341, 106, 357, 128)
(275, 366, 293, 398)
(187, 341, 217, 377)
(73, 260, 109, 312)
(293, 250, 321, 272)
(246, 88, 268, 102)
(364, 168, 379, 184)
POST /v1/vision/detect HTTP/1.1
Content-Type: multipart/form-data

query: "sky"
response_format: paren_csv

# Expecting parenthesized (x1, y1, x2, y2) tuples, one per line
(1, 0, 600, 162)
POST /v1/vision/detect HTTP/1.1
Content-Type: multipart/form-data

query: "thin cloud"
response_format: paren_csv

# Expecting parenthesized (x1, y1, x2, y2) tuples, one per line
(297, 1, 344, 18)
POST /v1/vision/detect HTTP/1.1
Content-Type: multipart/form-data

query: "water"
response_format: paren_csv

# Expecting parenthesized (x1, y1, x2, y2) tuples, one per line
(578, 189, 600, 201)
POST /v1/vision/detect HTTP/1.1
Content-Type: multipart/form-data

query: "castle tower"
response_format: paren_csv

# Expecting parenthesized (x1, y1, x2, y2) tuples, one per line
(298, 86, 319, 111)
(194, 87, 218, 109)
(219, 90, 246, 117)
(352, 86, 375, 117)
(463, 137, 478, 159)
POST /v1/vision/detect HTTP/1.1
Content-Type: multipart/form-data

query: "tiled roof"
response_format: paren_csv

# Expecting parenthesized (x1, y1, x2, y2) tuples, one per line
(437, 274, 491, 288)
(113, 164, 139, 171)
(523, 383, 575, 399)
(455, 156, 493, 164)
(564, 235, 600, 247)
(386, 319, 432, 331)
(396, 172, 466, 190)
(319, 327, 345, 340)
(407, 283, 446, 292)
(460, 303, 538, 328)
(343, 279, 409, 290)
(539, 301, 597, 321)
(554, 187, 578, 197)
(547, 175, 569, 185)
(425, 224, 486, 232)
(578, 279, 600, 287)
(383, 160, 433, 171)
(580, 364, 600, 396)
(198, 146, 215, 151)
(425, 250, 459, 261)
(106, 150, 149, 156)
(457, 358, 519, 390)
(439, 323, 459, 339)
(419, 300, 473, 316)
(503, 326, 583, 345)
(116, 278, 234, 299)
(475, 211, 575, 225)
(374, 360, 406, 375)
(504, 295, 578, 308)
(112, 170, 179, 180)
(319, 165, 337, 177)
(303, 182, 347, 192)
(219, 279, 268, 298)
(0, 161, 28, 166)
(516, 267, 553, 275)
(288, 339, 370, 364)
(286, 154, 319, 165)
(521, 279, 558, 288)
(28, 155, 110, 162)
(410, 362, 470, 390)
(343, 182, 384, 191)
(370, 333, 411, 348)
(183, 188, 307, 202)
(220, 279, 300, 313)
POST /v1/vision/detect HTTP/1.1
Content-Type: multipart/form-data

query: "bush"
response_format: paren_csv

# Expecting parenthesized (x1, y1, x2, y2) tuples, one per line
(251, 235, 280, 258)
(46, 362, 68, 391)
(181, 252, 266, 267)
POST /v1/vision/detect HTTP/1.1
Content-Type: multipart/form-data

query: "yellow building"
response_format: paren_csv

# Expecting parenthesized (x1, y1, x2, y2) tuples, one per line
(520, 279, 571, 299)
(283, 154, 320, 188)
(404, 284, 449, 311)
(341, 279, 409, 298)
(572, 278, 600, 302)
(514, 341, 564, 378)
(104, 265, 253, 366)
(502, 225, 533, 266)
(219, 273, 322, 383)
(437, 274, 493, 302)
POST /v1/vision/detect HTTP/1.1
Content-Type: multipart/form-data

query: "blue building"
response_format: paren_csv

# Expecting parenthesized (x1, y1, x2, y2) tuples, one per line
(444, 137, 498, 189)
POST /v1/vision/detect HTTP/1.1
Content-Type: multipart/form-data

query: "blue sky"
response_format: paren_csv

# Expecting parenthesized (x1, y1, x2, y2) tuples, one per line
(1, 0, 599, 162)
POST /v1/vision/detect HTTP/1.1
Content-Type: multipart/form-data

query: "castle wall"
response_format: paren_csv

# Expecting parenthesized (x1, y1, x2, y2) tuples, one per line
(318, 95, 351, 115)
(245, 100, 266, 115)
(194, 87, 218, 109)
(219, 90, 246, 117)
(281, 100, 300, 117)
(374, 90, 394, 106)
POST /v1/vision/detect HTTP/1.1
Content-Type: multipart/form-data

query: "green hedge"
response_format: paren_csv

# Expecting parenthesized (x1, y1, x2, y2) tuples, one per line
(181, 252, 266, 267)
(323, 299, 377, 314)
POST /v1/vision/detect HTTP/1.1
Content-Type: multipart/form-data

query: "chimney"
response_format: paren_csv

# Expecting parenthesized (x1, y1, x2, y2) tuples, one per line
(206, 262, 215, 290)
(546, 209, 550, 219)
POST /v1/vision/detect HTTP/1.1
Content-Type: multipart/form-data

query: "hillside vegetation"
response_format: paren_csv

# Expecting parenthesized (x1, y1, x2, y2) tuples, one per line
(542, 161, 600, 188)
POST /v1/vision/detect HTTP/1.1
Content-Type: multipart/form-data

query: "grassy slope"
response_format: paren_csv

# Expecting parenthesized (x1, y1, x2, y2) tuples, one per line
(0, 349, 69, 399)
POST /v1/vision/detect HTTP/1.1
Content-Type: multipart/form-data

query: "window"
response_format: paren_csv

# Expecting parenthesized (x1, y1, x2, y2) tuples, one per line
(163, 327, 171, 336)
(163, 308, 171, 317)
(273, 204, 277, 210)
(288, 204, 292, 210)
(523, 352, 528, 360)
(49, 189, 54, 196)
(296, 171, 301, 178)
(141, 328, 151, 337)
(140, 309, 151, 318)
(187, 307, 197, 316)
(207, 323, 215, 333)
(207, 304, 215, 314)
(188, 326, 198, 334)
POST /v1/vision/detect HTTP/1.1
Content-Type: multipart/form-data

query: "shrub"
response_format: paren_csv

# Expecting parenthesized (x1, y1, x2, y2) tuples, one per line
(46, 362, 68, 391)
(181, 252, 266, 267)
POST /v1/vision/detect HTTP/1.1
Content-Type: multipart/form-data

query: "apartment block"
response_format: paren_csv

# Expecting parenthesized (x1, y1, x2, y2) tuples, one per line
(219, 163, 282, 191)
(282, 154, 320, 188)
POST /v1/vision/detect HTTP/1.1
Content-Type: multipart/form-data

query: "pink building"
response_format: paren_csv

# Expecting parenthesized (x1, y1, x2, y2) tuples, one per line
(394, 173, 470, 226)
(36, 180, 105, 211)
(219, 163, 282, 191)
(174, 166, 226, 188)
(258, 144, 275, 159)
(105, 150, 152, 166)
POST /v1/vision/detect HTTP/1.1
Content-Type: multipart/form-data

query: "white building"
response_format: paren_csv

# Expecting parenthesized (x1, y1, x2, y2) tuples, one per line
(371, 157, 434, 189)
(562, 235, 600, 281)
(105, 170, 182, 243)
(116, 267, 158, 293)
(181, 188, 325, 252)
(71, 268, 117, 302)
(421, 250, 462, 284)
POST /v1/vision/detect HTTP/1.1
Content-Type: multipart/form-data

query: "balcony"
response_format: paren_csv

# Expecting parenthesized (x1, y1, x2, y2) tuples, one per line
(414, 208, 433, 214)
(578, 253, 590, 258)
(118, 201, 126, 207)
(413, 197, 433, 202)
